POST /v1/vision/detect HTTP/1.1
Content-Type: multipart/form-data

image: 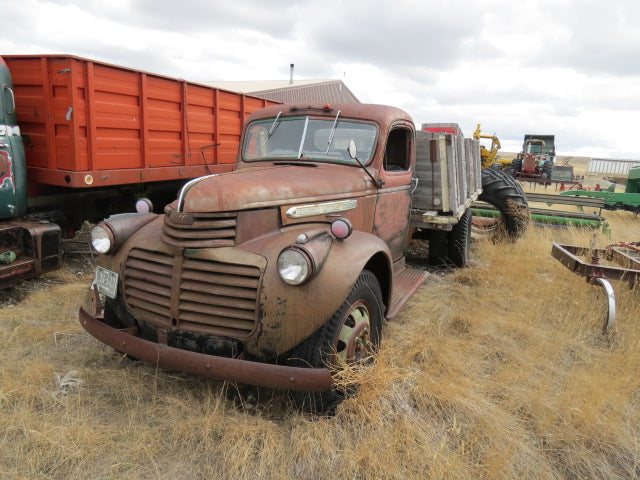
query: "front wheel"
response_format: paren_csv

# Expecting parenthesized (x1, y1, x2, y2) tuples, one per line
(289, 270, 384, 414)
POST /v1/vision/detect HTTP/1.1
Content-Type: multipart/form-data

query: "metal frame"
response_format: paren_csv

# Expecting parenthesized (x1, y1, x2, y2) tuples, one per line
(552, 242, 640, 332)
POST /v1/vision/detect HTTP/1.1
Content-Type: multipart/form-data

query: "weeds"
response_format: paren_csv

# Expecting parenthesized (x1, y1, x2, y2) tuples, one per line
(1, 212, 640, 479)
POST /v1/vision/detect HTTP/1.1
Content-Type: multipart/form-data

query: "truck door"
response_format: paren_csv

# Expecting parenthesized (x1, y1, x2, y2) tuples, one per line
(372, 123, 414, 262)
(0, 59, 27, 220)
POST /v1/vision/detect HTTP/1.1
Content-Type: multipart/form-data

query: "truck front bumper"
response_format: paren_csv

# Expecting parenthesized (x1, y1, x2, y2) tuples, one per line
(78, 307, 332, 392)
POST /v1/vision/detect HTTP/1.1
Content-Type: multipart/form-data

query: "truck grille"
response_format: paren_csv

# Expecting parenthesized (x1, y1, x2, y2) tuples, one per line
(162, 207, 237, 248)
(123, 248, 261, 337)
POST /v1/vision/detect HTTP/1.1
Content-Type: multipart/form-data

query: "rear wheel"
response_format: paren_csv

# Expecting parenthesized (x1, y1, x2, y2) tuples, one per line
(474, 168, 529, 241)
(427, 210, 472, 267)
(428, 230, 448, 266)
(289, 270, 384, 414)
(447, 209, 471, 267)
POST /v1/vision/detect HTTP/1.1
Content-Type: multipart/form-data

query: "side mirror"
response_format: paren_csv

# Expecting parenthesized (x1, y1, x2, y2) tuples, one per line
(3, 86, 15, 115)
(347, 139, 357, 159)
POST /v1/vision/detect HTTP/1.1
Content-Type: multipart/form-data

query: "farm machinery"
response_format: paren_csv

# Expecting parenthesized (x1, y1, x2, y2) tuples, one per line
(560, 165, 640, 214)
(511, 134, 556, 181)
(472, 124, 513, 170)
(553, 241, 640, 333)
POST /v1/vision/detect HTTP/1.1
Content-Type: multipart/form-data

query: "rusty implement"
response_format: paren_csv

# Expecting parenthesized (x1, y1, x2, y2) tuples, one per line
(552, 242, 640, 332)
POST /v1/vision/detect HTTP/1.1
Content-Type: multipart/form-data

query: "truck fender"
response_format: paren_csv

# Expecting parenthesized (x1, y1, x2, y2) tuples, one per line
(244, 228, 393, 359)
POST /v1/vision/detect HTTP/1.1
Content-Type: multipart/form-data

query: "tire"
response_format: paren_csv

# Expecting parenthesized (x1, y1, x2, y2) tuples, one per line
(428, 229, 448, 266)
(542, 161, 553, 185)
(447, 209, 471, 267)
(511, 158, 523, 173)
(476, 168, 529, 241)
(289, 270, 384, 414)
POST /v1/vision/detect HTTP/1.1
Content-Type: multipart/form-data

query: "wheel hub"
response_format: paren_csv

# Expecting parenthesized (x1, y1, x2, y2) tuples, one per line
(337, 302, 373, 362)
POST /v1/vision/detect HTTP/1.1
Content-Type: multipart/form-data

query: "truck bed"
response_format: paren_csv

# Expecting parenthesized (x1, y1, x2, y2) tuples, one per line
(4, 55, 278, 190)
(411, 129, 482, 228)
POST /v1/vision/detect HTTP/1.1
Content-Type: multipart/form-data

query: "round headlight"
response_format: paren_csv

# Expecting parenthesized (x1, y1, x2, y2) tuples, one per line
(90, 225, 113, 254)
(277, 248, 311, 285)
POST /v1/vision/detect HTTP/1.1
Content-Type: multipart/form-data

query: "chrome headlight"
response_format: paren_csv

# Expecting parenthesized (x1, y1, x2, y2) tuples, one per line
(277, 248, 312, 285)
(90, 224, 114, 254)
(89, 213, 157, 256)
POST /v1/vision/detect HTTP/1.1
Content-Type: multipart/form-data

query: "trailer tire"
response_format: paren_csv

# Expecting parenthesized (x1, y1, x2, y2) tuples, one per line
(428, 230, 449, 266)
(447, 208, 471, 267)
(288, 270, 384, 415)
(476, 168, 529, 241)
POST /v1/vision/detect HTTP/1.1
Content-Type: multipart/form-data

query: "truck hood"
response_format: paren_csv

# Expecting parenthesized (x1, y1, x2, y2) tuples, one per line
(181, 164, 373, 213)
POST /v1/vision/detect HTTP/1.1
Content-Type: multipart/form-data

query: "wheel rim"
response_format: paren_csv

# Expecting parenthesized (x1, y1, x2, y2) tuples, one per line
(471, 215, 503, 239)
(336, 300, 374, 362)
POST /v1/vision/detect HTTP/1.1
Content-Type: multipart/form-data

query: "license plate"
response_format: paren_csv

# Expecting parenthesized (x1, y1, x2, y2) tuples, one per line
(95, 266, 119, 299)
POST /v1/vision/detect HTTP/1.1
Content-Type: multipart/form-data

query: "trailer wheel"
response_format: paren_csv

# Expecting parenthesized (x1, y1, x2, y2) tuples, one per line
(475, 168, 529, 241)
(428, 230, 448, 266)
(289, 270, 384, 414)
(447, 209, 471, 267)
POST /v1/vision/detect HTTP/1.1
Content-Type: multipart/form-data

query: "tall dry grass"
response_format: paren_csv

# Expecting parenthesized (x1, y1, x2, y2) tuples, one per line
(1, 214, 640, 479)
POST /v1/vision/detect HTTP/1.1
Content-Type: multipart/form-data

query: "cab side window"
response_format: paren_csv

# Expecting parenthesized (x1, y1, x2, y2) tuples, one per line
(384, 127, 410, 171)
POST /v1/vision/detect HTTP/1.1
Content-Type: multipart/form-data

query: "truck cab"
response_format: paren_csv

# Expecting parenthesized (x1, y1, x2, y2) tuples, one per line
(0, 57, 61, 283)
(79, 103, 478, 412)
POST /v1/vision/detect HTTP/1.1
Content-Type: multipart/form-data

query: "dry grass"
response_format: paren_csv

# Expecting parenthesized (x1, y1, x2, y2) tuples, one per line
(2, 216, 640, 479)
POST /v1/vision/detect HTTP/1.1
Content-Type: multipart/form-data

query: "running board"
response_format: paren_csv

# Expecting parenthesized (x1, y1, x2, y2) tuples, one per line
(387, 267, 429, 319)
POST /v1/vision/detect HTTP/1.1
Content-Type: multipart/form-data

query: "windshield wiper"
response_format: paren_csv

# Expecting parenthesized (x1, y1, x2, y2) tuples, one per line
(267, 111, 282, 138)
(325, 110, 341, 154)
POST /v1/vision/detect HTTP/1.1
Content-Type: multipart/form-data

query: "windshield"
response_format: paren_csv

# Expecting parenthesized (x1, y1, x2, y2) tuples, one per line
(243, 115, 378, 164)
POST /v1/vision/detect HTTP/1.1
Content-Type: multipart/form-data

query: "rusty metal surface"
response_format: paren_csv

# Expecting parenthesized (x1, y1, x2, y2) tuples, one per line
(552, 243, 640, 284)
(373, 187, 412, 261)
(0, 218, 61, 285)
(162, 206, 238, 248)
(78, 306, 333, 392)
(386, 266, 430, 319)
(181, 163, 374, 213)
(85, 102, 427, 377)
(123, 247, 264, 338)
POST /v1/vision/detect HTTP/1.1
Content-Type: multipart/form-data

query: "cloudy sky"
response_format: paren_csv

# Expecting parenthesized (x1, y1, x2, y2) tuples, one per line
(2, 0, 639, 158)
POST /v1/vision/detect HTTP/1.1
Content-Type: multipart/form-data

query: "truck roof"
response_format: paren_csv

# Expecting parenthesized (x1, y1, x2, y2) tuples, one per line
(245, 103, 414, 127)
(524, 134, 555, 140)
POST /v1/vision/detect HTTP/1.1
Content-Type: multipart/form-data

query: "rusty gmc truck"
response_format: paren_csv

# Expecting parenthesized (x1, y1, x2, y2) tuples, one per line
(79, 103, 505, 413)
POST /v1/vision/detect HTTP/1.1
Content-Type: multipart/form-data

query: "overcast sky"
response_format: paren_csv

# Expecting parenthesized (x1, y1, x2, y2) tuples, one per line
(2, 0, 639, 158)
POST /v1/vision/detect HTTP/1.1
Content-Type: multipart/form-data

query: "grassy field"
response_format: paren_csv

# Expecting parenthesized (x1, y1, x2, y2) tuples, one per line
(1, 211, 640, 479)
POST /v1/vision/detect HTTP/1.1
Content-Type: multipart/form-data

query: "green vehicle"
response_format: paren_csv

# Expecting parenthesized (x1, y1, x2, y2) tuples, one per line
(0, 58, 62, 284)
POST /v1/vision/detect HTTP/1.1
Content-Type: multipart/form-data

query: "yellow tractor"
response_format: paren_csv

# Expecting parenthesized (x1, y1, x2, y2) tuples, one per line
(473, 124, 513, 171)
